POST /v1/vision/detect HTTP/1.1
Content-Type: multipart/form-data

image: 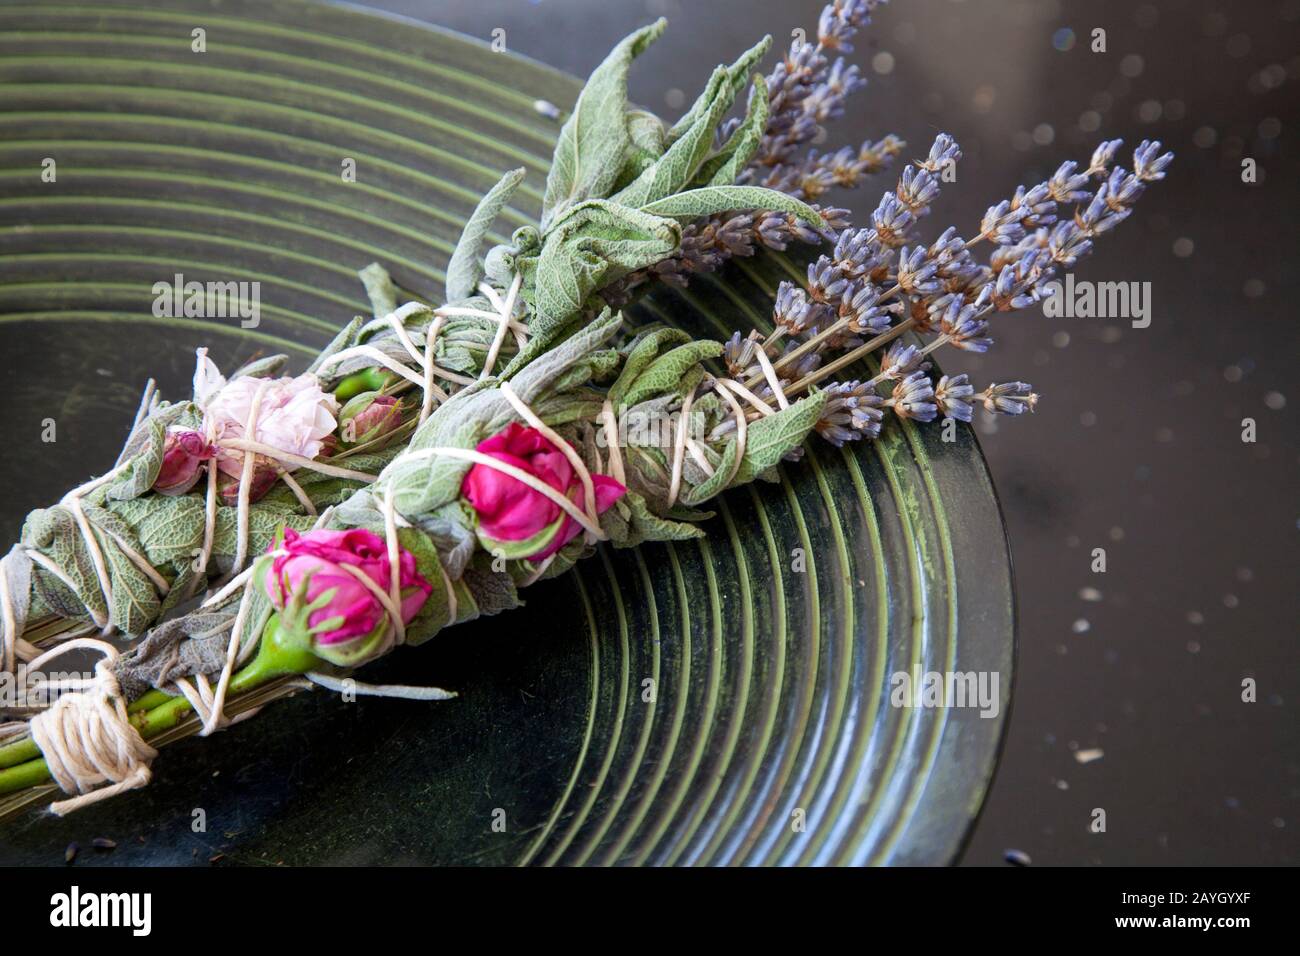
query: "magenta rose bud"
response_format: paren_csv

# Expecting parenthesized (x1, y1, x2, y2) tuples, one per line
(262, 527, 433, 667)
(461, 423, 625, 562)
(153, 430, 214, 496)
(338, 392, 402, 448)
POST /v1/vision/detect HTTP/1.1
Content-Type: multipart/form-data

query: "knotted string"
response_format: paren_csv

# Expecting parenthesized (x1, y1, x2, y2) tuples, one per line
(27, 639, 157, 816)
(315, 275, 528, 426)
(662, 369, 787, 508)
(181, 271, 527, 735)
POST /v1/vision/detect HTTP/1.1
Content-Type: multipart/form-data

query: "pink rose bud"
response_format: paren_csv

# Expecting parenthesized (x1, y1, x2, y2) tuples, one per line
(262, 527, 432, 667)
(153, 430, 214, 496)
(461, 422, 625, 562)
(338, 392, 402, 447)
(216, 462, 279, 505)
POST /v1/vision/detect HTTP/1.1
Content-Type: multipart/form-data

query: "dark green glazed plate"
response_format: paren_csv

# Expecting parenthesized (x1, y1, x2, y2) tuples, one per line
(0, 0, 1014, 865)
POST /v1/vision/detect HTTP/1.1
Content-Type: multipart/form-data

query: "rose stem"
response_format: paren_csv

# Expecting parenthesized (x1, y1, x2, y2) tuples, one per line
(0, 639, 289, 794)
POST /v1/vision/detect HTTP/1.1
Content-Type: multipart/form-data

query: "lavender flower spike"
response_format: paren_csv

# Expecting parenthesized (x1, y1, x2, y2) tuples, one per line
(917, 132, 963, 175)
(881, 341, 926, 380)
(978, 382, 1039, 415)
(815, 380, 885, 445)
(1133, 140, 1174, 181)
(888, 371, 938, 422)
(1087, 138, 1124, 177)
(935, 374, 976, 422)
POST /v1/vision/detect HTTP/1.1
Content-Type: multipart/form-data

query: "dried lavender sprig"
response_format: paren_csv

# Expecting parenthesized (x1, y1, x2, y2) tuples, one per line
(814, 379, 885, 444)
(748, 0, 887, 173)
(726, 331, 823, 398)
(934, 373, 975, 422)
(781, 139, 1171, 399)
(812, 371, 1034, 443)
(759, 135, 905, 201)
(878, 340, 928, 379)
(603, 203, 854, 308)
(1086, 138, 1124, 177)
(609, 2, 900, 303)
(967, 133, 1148, 253)
(977, 382, 1039, 415)
(752, 133, 961, 383)
(885, 370, 938, 422)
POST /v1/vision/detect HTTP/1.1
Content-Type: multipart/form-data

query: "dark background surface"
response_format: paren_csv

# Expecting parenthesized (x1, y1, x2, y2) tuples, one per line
(347, 0, 1299, 865)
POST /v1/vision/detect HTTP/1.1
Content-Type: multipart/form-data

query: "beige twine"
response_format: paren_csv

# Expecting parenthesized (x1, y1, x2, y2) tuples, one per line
(27, 638, 157, 816)
(6, 284, 533, 807)
(662, 370, 787, 509)
(314, 277, 528, 422)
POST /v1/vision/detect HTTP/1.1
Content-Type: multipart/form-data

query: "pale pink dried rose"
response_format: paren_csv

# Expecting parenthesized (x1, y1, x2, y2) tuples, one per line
(197, 354, 338, 497)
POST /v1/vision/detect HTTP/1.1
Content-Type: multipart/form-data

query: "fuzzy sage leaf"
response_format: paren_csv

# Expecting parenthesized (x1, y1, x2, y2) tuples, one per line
(541, 19, 667, 230)
(446, 167, 526, 302)
(640, 185, 826, 226)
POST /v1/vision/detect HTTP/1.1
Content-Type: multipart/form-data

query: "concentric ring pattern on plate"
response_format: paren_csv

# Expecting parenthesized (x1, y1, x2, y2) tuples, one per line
(0, 0, 1014, 866)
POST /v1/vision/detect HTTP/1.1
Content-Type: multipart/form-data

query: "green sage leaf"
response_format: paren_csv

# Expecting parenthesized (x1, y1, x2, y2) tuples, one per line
(728, 392, 827, 487)
(620, 341, 724, 408)
(665, 35, 770, 144)
(358, 262, 399, 320)
(607, 326, 692, 407)
(616, 108, 668, 191)
(446, 167, 526, 302)
(693, 75, 770, 187)
(639, 185, 826, 226)
(541, 19, 667, 230)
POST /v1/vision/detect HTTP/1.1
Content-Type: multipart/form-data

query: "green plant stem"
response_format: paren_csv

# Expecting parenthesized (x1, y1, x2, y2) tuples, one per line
(0, 697, 190, 794)
(0, 737, 38, 770)
(0, 621, 302, 796)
